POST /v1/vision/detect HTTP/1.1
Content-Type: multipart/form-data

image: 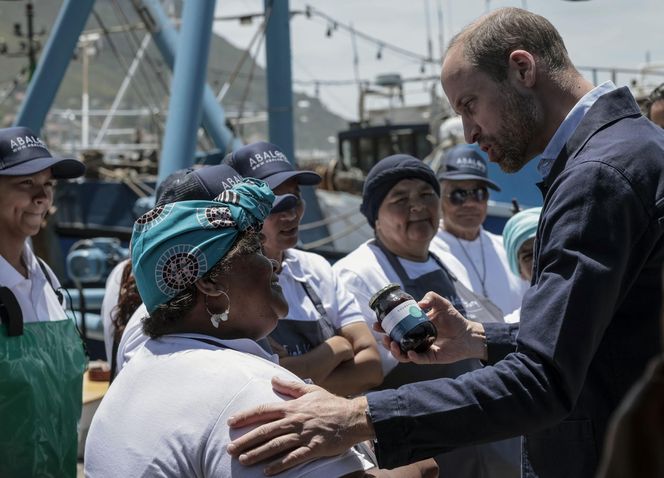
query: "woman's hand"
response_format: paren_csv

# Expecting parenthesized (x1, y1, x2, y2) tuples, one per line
(276, 335, 355, 385)
(324, 335, 355, 363)
(268, 337, 289, 359)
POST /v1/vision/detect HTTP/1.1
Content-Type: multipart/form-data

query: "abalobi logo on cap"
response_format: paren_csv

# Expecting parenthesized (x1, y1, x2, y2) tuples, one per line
(10, 134, 47, 153)
(249, 149, 290, 171)
(453, 155, 486, 174)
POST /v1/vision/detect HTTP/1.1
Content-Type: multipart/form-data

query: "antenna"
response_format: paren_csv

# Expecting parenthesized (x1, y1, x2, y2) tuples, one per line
(350, 22, 361, 102)
(423, 0, 433, 69)
(436, 0, 445, 59)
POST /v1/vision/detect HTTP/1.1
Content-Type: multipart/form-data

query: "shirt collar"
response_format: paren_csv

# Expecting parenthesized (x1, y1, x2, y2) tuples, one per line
(169, 333, 280, 364)
(0, 242, 41, 287)
(538, 81, 617, 178)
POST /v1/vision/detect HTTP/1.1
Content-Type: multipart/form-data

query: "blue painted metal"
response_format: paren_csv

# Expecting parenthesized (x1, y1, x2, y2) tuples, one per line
(158, 0, 217, 182)
(138, 0, 240, 171)
(263, 0, 328, 243)
(264, 0, 295, 163)
(13, 0, 95, 133)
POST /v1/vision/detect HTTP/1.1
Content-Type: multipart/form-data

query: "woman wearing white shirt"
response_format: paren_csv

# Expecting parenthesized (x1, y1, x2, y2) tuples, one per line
(225, 142, 383, 396)
(333, 154, 518, 478)
(0, 126, 86, 477)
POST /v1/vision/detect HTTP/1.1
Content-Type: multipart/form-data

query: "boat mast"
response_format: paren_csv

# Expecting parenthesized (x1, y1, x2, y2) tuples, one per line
(264, 0, 328, 244)
(14, 0, 96, 134)
(158, 0, 216, 182)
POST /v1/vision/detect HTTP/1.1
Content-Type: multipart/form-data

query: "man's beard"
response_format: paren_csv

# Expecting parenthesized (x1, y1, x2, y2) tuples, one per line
(483, 84, 539, 173)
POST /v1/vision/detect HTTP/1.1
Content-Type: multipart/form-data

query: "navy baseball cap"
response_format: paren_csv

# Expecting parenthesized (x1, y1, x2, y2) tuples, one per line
(155, 163, 298, 213)
(223, 141, 321, 190)
(437, 144, 500, 191)
(0, 126, 85, 179)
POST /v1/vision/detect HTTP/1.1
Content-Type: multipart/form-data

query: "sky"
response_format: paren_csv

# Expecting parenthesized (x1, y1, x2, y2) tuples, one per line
(213, 0, 664, 121)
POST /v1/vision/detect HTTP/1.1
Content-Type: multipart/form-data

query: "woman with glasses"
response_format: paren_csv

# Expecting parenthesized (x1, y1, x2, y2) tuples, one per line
(431, 144, 528, 317)
(333, 154, 518, 478)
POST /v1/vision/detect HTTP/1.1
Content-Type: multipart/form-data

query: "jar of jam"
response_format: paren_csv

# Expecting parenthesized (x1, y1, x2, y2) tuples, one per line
(369, 283, 437, 353)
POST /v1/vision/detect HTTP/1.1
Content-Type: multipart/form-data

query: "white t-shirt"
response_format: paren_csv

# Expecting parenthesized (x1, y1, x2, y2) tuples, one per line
(85, 334, 372, 477)
(100, 259, 128, 361)
(430, 226, 528, 316)
(332, 240, 469, 376)
(114, 303, 148, 375)
(278, 248, 365, 329)
(0, 242, 66, 323)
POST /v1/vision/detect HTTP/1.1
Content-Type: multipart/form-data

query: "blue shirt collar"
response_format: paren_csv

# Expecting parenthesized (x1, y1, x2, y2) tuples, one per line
(537, 81, 617, 178)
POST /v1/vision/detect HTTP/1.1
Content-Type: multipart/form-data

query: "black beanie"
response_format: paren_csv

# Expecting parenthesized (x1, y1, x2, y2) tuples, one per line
(360, 154, 440, 228)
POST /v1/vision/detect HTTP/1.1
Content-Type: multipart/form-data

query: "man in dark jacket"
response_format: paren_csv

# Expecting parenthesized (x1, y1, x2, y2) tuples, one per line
(225, 8, 664, 478)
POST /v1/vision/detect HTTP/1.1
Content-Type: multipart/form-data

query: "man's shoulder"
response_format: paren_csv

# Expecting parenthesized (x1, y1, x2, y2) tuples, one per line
(569, 119, 664, 204)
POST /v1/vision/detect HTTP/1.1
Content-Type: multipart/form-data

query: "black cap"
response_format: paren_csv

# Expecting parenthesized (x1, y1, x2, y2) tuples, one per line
(0, 126, 85, 179)
(360, 154, 440, 229)
(437, 144, 500, 191)
(223, 141, 321, 190)
(155, 163, 298, 213)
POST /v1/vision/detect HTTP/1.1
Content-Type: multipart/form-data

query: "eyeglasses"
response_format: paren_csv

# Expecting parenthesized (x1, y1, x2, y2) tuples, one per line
(445, 187, 489, 206)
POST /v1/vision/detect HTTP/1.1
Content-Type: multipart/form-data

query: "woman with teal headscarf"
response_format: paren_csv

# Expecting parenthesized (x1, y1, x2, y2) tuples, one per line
(502, 207, 541, 323)
(84, 179, 374, 477)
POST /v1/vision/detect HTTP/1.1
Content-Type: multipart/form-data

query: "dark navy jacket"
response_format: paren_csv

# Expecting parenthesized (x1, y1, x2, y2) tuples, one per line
(366, 87, 664, 478)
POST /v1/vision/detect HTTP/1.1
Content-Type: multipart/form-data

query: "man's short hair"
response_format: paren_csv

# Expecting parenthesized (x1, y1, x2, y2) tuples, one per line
(449, 8, 571, 82)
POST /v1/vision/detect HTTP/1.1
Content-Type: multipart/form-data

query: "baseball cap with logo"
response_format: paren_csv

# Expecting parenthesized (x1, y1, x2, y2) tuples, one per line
(0, 126, 85, 178)
(155, 163, 298, 213)
(223, 141, 320, 213)
(437, 144, 500, 191)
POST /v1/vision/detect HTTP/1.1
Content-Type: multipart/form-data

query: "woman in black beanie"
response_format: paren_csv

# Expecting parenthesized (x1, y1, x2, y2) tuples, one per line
(333, 154, 518, 478)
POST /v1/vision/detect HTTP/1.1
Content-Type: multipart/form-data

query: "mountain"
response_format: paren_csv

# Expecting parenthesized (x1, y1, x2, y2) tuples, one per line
(0, 0, 347, 157)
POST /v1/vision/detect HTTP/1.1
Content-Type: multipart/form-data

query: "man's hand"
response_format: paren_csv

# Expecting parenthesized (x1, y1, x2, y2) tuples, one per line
(375, 292, 488, 364)
(227, 376, 374, 476)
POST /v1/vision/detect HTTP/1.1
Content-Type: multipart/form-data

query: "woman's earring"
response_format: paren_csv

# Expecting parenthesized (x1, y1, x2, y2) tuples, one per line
(205, 291, 230, 328)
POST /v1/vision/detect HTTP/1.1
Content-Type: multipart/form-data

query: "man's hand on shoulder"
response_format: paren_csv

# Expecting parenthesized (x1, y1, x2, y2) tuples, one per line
(227, 376, 374, 475)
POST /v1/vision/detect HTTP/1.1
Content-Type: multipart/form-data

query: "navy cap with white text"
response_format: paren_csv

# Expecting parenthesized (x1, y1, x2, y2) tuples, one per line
(437, 144, 500, 191)
(0, 126, 85, 178)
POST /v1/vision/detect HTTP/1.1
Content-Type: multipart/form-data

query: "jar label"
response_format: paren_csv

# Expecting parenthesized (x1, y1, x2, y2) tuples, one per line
(381, 299, 426, 335)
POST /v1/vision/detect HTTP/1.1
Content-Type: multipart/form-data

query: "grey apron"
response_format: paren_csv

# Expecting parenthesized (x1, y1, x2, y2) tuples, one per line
(268, 281, 336, 356)
(373, 241, 520, 478)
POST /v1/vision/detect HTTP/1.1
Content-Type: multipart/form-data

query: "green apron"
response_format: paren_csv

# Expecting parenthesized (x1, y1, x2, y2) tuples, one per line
(0, 318, 86, 478)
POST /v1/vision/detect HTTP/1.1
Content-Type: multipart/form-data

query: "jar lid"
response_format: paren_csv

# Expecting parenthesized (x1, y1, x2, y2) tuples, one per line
(368, 283, 402, 309)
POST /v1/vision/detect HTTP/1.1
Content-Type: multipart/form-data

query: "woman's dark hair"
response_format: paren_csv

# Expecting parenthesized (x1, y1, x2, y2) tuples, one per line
(111, 260, 141, 342)
(142, 229, 260, 338)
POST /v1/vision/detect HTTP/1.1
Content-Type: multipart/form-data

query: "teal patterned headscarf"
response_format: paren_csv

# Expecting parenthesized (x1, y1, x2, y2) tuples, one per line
(502, 207, 541, 276)
(130, 178, 274, 313)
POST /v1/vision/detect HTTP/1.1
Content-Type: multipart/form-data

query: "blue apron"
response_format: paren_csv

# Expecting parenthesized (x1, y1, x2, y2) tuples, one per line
(268, 280, 336, 356)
